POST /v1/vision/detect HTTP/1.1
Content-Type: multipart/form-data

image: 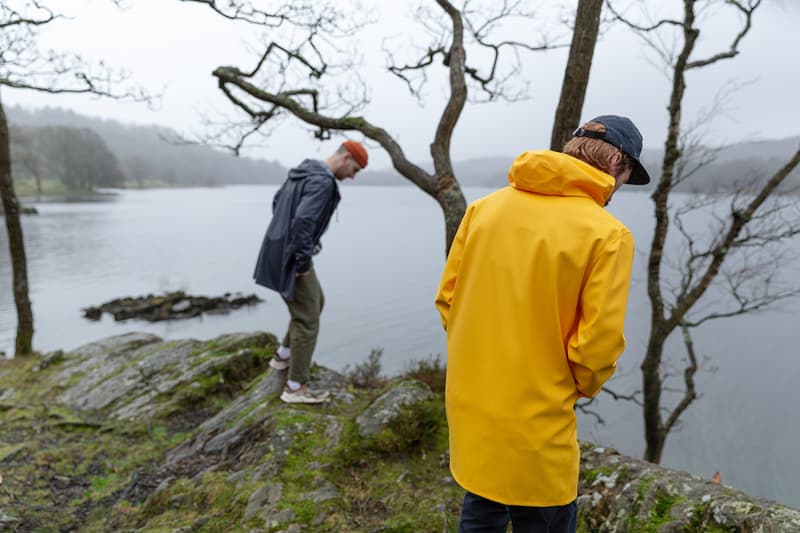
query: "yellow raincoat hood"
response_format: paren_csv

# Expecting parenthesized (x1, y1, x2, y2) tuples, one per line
(508, 149, 615, 205)
(436, 150, 634, 506)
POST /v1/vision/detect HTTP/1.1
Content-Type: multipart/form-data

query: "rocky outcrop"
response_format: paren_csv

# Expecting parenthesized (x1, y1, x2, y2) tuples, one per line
(578, 445, 800, 532)
(1, 332, 798, 532)
(48, 331, 274, 425)
(82, 291, 262, 322)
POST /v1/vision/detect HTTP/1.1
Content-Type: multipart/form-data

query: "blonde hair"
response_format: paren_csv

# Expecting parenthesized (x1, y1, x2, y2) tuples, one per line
(563, 122, 632, 174)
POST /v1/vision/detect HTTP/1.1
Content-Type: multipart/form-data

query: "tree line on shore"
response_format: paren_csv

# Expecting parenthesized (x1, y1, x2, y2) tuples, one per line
(8, 105, 799, 194)
(7, 105, 287, 194)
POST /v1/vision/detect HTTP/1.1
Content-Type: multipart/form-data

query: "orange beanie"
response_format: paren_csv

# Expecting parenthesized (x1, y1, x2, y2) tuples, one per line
(342, 140, 368, 168)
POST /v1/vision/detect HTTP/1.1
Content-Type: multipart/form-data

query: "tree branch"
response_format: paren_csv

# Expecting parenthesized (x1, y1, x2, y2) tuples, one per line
(667, 143, 800, 330)
(662, 323, 699, 436)
(0, 2, 56, 29)
(212, 66, 436, 196)
(178, 0, 366, 35)
(685, 0, 761, 69)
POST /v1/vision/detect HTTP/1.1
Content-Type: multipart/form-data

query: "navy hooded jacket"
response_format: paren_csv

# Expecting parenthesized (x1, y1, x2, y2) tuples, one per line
(253, 159, 341, 301)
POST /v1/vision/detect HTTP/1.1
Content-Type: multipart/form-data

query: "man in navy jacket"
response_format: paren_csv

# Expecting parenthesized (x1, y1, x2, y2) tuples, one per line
(254, 140, 368, 403)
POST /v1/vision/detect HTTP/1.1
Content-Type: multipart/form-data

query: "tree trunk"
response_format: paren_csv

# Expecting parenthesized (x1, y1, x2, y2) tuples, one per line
(0, 89, 35, 357)
(435, 175, 468, 253)
(641, 334, 667, 463)
(550, 0, 603, 151)
(33, 166, 42, 195)
(642, 8, 699, 463)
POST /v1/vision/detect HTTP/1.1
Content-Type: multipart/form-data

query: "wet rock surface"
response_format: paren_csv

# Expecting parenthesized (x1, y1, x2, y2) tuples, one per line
(82, 290, 262, 322)
(578, 444, 800, 532)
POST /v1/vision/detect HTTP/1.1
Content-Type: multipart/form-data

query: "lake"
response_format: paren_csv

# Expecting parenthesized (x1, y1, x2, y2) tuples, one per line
(1, 185, 798, 509)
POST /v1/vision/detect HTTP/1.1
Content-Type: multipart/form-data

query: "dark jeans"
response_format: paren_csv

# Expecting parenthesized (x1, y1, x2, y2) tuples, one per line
(459, 491, 577, 533)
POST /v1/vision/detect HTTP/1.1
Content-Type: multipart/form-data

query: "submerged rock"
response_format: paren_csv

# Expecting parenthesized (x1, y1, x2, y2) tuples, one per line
(82, 291, 262, 322)
(0, 205, 37, 216)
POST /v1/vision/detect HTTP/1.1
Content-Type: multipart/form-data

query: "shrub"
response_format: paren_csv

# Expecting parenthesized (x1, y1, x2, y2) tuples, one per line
(344, 348, 388, 389)
(400, 354, 446, 393)
(370, 399, 444, 454)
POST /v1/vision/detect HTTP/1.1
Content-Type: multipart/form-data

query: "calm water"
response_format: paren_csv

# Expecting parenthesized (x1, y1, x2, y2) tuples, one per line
(1, 185, 798, 509)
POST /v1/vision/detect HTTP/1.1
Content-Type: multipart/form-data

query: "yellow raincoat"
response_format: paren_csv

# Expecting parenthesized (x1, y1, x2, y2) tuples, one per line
(436, 150, 634, 506)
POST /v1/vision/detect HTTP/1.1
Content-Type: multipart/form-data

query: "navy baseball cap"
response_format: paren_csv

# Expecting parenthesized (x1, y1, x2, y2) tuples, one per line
(572, 115, 651, 185)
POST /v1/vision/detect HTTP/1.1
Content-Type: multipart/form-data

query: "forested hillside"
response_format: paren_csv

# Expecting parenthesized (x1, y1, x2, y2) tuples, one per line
(7, 106, 287, 191)
(7, 105, 799, 193)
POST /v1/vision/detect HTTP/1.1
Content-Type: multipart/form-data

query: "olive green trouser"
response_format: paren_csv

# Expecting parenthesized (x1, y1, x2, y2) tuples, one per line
(281, 266, 324, 384)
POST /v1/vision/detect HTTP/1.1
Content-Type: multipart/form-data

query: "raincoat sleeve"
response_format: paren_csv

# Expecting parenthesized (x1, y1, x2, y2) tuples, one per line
(435, 204, 475, 332)
(290, 178, 336, 273)
(567, 230, 634, 398)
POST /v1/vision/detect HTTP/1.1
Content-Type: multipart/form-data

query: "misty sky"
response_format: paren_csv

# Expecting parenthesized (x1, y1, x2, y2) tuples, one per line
(5, 1, 799, 169)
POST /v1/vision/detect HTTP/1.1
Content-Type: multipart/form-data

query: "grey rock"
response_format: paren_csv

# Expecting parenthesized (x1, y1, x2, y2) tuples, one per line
(171, 299, 191, 313)
(578, 445, 800, 532)
(54, 332, 272, 423)
(244, 484, 271, 521)
(0, 513, 20, 525)
(356, 380, 434, 439)
(227, 470, 248, 485)
(303, 480, 339, 503)
(265, 508, 296, 529)
(166, 370, 281, 465)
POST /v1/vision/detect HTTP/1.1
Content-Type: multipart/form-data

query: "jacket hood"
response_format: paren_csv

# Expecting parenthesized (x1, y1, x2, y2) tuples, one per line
(507, 150, 614, 206)
(288, 159, 334, 181)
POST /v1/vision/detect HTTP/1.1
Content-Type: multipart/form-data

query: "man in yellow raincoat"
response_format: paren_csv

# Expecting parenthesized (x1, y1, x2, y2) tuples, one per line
(435, 115, 650, 532)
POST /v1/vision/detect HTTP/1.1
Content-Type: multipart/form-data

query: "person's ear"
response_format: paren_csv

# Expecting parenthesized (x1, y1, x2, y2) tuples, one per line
(608, 151, 624, 175)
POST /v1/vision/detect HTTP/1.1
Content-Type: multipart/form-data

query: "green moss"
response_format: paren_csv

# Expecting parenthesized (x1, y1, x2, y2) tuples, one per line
(637, 477, 654, 500)
(369, 399, 444, 454)
(684, 502, 737, 533)
(583, 465, 617, 484)
(628, 487, 687, 533)
(344, 116, 368, 129)
(136, 471, 246, 530)
(87, 472, 124, 499)
(0, 442, 25, 462)
(336, 419, 365, 466)
(648, 491, 684, 530)
(625, 476, 655, 531)
(575, 518, 593, 533)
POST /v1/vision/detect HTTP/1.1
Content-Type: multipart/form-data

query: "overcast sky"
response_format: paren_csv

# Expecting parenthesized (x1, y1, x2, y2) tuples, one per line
(5, 0, 799, 169)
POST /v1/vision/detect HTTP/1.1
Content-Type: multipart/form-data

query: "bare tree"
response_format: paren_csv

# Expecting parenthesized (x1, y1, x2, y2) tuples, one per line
(1, 0, 148, 356)
(183, 0, 571, 253)
(603, 0, 800, 463)
(550, 0, 603, 151)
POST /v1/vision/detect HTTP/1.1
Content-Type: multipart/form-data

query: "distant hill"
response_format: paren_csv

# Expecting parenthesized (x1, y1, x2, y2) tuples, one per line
(7, 106, 288, 186)
(638, 138, 800, 192)
(356, 156, 510, 188)
(8, 105, 798, 193)
(361, 138, 800, 192)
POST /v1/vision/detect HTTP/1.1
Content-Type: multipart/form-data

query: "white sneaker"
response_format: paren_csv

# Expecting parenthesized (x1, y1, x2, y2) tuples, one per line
(280, 385, 330, 404)
(269, 354, 290, 370)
